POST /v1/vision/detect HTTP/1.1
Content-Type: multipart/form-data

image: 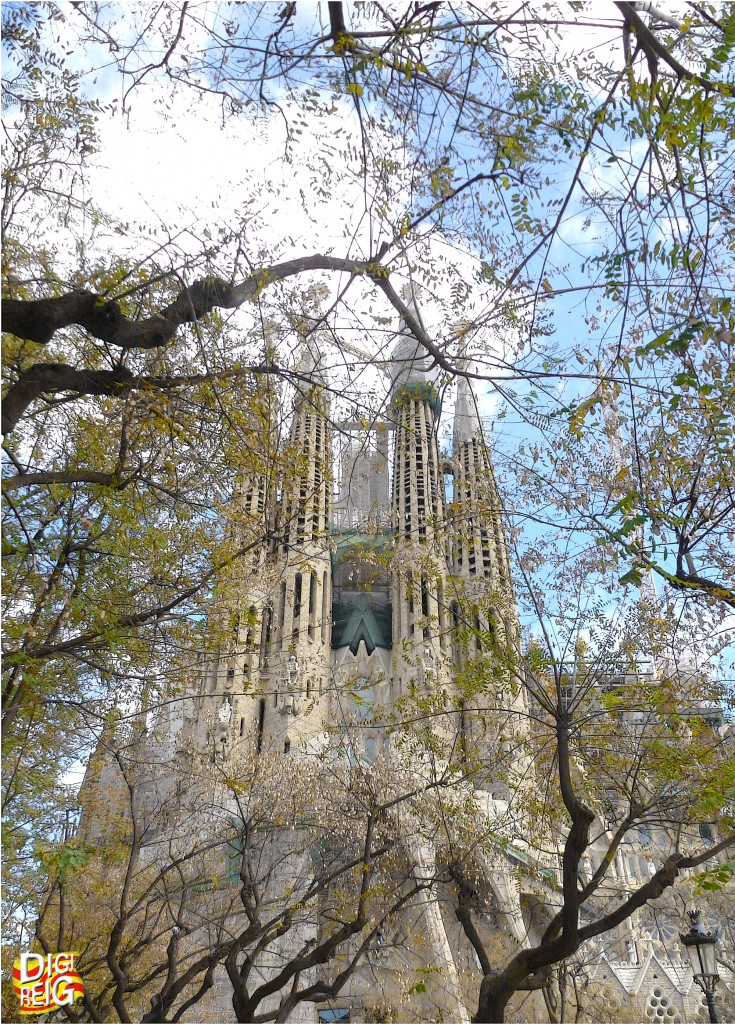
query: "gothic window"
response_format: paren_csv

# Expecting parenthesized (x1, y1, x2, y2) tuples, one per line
(451, 601, 462, 664)
(246, 605, 257, 649)
(293, 573, 303, 623)
(351, 679, 374, 723)
(322, 570, 329, 642)
(308, 571, 316, 640)
(255, 696, 264, 745)
(260, 602, 273, 668)
(421, 577, 430, 637)
(481, 525, 491, 571)
(276, 580, 287, 651)
(437, 581, 446, 651)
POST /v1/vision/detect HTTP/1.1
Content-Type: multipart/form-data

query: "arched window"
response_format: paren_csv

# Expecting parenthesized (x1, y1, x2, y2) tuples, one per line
(308, 571, 317, 640)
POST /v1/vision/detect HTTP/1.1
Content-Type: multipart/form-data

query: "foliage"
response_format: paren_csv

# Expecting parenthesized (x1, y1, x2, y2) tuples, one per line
(22, 732, 445, 1024)
(3, 2, 733, 602)
(435, 597, 735, 1022)
(2, 3, 735, 1021)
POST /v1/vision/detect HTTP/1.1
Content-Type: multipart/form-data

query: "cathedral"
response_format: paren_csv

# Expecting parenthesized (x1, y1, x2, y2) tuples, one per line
(78, 296, 732, 1024)
(195, 295, 523, 771)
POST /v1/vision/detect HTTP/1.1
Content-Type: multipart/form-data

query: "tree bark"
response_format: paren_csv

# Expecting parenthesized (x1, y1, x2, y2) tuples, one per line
(2, 362, 136, 435)
(2, 252, 470, 436)
(3, 255, 380, 349)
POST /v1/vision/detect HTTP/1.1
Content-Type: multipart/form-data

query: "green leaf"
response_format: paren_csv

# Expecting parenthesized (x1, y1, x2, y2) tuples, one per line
(619, 569, 644, 586)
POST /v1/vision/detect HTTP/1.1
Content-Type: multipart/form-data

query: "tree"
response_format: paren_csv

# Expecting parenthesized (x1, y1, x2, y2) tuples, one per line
(3, 3, 734, 1019)
(429, 586, 735, 1023)
(4, 2, 733, 594)
(28, 724, 441, 1024)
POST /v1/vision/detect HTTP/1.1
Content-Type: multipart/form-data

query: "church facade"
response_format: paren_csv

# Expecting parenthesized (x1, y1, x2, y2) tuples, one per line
(79, 300, 732, 1024)
(195, 307, 523, 775)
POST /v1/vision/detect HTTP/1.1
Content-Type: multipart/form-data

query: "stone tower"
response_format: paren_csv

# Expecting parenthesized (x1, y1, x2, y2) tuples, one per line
(449, 372, 528, 779)
(264, 335, 333, 755)
(388, 289, 452, 705)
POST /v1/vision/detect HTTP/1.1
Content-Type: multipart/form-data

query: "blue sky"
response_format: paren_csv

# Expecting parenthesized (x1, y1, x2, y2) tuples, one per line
(4, 2, 733, 682)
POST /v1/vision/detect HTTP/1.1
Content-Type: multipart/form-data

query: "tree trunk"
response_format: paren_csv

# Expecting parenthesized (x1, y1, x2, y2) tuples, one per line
(474, 974, 515, 1023)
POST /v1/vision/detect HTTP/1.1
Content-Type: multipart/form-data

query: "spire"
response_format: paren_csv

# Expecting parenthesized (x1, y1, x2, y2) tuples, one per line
(280, 338, 331, 551)
(388, 285, 450, 691)
(389, 283, 437, 394)
(297, 331, 328, 384)
(387, 281, 444, 546)
(453, 374, 486, 446)
(451, 372, 510, 587)
(291, 281, 330, 390)
(263, 321, 333, 755)
(449, 367, 526, 755)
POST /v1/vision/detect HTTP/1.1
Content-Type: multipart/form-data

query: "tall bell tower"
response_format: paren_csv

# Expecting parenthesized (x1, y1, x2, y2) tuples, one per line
(389, 287, 452, 701)
(448, 372, 528, 780)
(261, 335, 332, 754)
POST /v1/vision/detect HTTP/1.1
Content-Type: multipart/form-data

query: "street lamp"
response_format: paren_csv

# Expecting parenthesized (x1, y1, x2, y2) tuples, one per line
(680, 909, 720, 1024)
